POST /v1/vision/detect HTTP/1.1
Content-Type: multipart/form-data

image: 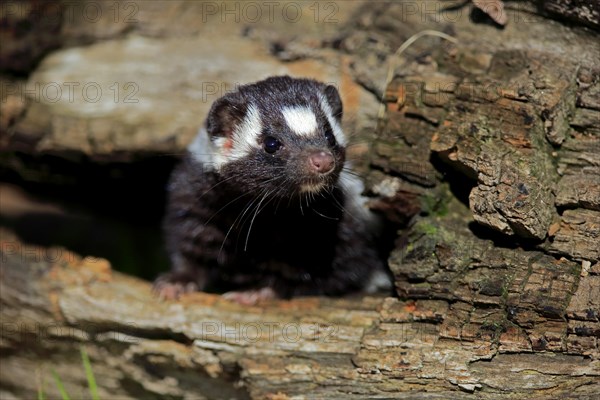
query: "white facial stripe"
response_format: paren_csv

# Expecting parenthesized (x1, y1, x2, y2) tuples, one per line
(228, 103, 262, 161)
(318, 94, 347, 146)
(188, 104, 262, 171)
(282, 106, 318, 137)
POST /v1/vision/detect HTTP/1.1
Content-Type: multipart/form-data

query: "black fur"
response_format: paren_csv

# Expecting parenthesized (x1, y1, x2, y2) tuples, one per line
(156, 76, 389, 299)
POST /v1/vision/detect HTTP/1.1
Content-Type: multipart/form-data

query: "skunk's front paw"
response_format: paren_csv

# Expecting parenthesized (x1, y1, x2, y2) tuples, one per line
(153, 270, 203, 300)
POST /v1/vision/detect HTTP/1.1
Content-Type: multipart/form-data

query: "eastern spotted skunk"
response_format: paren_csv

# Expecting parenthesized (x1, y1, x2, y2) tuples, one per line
(155, 76, 391, 304)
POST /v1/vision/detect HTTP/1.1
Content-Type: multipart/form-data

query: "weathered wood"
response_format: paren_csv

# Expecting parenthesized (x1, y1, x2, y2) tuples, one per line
(426, 48, 578, 240)
(354, 1, 600, 398)
(1, 233, 598, 399)
(541, 0, 600, 29)
(556, 168, 600, 211)
(550, 209, 600, 261)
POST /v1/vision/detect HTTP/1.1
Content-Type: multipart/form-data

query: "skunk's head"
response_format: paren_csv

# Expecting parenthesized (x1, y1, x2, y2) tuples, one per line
(197, 76, 346, 197)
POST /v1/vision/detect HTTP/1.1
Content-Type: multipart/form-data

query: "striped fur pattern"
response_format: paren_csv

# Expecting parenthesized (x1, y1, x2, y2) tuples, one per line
(156, 76, 391, 303)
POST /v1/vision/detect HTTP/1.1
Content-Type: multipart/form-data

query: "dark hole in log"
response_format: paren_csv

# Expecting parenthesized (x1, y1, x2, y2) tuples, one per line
(1, 151, 178, 280)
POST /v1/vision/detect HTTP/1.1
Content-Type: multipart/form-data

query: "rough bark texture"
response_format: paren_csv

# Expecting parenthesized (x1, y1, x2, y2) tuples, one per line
(1, 231, 598, 399)
(1, 1, 599, 399)
(541, 0, 600, 29)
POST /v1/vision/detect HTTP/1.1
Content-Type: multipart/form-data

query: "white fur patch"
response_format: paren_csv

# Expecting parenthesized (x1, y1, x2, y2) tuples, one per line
(364, 269, 392, 293)
(338, 168, 379, 231)
(318, 94, 347, 146)
(188, 128, 231, 170)
(229, 104, 262, 161)
(282, 106, 318, 137)
(188, 126, 219, 169)
(188, 104, 262, 170)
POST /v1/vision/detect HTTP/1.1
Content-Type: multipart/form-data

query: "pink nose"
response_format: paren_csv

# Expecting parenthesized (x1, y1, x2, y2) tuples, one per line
(309, 151, 334, 174)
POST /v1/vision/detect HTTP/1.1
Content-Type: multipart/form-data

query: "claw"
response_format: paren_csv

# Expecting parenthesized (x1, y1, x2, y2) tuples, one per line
(153, 273, 200, 301)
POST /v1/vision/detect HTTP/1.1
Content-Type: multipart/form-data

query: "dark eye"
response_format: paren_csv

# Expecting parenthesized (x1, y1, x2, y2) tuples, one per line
(324, 125, 336, 146)
(264, 136, 282, 154)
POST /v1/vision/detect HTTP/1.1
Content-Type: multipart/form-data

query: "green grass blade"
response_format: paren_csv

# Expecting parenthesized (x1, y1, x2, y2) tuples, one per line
(51, 370, 71, 400)
(80, 346, 100, 400)
(37, 385, 46, 400)
(37, 373, 46, 400)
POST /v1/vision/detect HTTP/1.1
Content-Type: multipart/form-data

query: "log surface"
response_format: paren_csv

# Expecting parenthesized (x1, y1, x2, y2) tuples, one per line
(1, 232, 598, 399)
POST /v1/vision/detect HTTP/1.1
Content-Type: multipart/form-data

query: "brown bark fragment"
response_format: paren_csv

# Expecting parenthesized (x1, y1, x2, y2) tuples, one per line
(470, 353, 600, 395)
(576, 66, 600, 111)
(387, 197, 597, 367)
(556, 168, 600, 211)
(550, 209, 600, 261)
(542, 0, 600, 29)
(557, 134, 600, 176)
(429, 49, 579, 240)
(566, 275, 600, 321)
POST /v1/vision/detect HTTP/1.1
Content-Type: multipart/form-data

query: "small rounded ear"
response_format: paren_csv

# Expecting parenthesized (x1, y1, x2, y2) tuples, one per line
(206, 94, 247, 138)
(324, 84, 343, 121)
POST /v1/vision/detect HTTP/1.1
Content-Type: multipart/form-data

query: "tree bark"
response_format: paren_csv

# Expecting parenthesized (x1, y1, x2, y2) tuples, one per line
(1, 230, 598, 399)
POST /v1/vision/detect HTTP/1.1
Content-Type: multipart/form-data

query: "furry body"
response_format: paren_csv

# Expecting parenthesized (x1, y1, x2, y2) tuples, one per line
(156, 76, 390, 301)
